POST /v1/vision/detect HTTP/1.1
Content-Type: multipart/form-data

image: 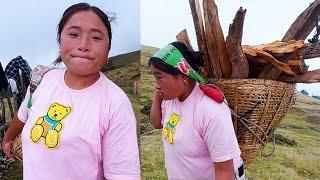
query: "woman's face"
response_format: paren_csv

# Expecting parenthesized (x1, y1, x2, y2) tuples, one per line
(59, 10, 109, 76)
(149, 65, 186, 100)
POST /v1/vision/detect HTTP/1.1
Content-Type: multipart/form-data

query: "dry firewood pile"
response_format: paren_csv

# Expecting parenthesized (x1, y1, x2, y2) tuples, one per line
(175, 0, 320, 164)
(176, 0, 320, 83)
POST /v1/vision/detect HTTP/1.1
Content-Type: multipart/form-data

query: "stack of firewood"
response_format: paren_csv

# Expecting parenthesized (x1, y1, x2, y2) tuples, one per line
(176, 0, 320, 83)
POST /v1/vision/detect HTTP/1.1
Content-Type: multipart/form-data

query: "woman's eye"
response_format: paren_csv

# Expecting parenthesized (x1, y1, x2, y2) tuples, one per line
(68, 33, 78, 37)
(92, 36, 103, 41)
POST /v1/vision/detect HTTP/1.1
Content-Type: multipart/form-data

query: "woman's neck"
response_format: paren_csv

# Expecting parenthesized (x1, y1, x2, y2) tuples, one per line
(64, 70, 100, 90)
(178, 80, 196, 102)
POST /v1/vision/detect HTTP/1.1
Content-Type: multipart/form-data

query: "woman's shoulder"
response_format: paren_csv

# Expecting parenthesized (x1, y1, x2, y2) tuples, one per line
(196, 89, 230, 118)
(32, 67, 63, 85)
(99, 73, 130, 103)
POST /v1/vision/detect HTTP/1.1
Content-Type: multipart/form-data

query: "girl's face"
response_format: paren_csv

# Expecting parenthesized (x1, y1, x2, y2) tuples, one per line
(59, 10, 109, 76)
(149, 65, 186, 100)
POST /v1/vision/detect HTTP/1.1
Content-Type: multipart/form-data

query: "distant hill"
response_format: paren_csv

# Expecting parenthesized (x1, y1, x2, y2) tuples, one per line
(102, 50, 140, 88)
(141, 45, 159, 61)
(103, 50, 140, 71)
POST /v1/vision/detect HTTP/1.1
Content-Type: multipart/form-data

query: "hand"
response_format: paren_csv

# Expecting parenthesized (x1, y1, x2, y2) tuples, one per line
(150, 90, 164, 129)
(154, 90, 163, 101)
(2, 140, 16, 162)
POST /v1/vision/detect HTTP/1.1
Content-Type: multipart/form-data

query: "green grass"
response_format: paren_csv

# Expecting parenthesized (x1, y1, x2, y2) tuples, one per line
(0, 97, 23, 179)
(0, 163, 23, 180)
(139, 107, 320, 179)
(139, 45, 320, 179)
(105, 61, 140, 88)
(140, 130, 167, 179)
(103, 50, 140, 71)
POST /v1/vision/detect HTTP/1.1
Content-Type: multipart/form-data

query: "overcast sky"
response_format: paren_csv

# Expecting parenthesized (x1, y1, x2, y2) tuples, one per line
(0, 0, 139, 68)
(141, 0, 320, 95)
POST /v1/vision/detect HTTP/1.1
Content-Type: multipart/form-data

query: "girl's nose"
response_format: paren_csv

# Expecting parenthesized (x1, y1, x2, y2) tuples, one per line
(78, 36, 90, 52)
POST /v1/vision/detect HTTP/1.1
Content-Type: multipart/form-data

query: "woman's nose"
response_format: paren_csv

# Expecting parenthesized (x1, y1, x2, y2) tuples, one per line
(155, 82, 161, 90)
(78, 36, 90, 52)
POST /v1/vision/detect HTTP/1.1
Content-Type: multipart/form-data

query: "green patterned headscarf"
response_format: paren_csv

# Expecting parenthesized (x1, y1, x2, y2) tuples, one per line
(152, 44, 205, 83)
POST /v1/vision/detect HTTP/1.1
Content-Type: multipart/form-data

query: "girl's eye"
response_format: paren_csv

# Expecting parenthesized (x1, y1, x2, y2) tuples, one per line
(92, 36, 103, 41)
(69, 33, 78, 37)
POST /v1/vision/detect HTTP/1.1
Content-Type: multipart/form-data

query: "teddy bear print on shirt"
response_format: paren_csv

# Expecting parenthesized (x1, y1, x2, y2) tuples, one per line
(163, 112, 181, 144)
(30, 103, 71, 149)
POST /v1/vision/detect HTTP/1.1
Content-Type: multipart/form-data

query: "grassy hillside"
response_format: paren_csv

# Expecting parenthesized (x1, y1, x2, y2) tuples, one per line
(103, 50, 140, 71)
(140, 45, 320, 179)
(139, 45, 159, 134)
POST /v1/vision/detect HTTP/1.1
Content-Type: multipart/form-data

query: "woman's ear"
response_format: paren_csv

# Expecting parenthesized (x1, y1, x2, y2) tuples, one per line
(175, 74, 188, 84)
(183, 78, 189, 85)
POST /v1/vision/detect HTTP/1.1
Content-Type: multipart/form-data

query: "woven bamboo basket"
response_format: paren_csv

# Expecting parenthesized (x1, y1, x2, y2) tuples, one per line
(210, 79, 296, 165)
(11, 134, 22, 163)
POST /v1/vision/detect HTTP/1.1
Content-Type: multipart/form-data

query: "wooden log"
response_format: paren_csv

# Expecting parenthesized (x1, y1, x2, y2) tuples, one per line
(176, 29, 194, 51)
(203, 0, 222, 78)
(242, 40, 308, 75)
(242, 40, 305, 57)
(203, 0, 231, 78)
(258, 52, 300, 79)
(242, 47, 295, 75)
(189, 0, 213, 78)
(243, 40, 320, 61)
(300, 41, 320, 59)
(278, 69, 320, 83)
(226, 7, 249, 79)
(274, 41, 320, 59)
(260, 0, 320, 79)
(287, 59, 309, 75)
(246, 58, 265, 78)
(264, 41, 305, 57)
(283, 0, 320, 41)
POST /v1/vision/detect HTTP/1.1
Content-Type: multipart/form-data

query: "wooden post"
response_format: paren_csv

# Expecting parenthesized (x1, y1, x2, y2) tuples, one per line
(176, 29, 194, 51)
(300, 41, 320, 59)
(278, 69, 320, 83)
(189, 0, 213, 78)
(203, 0, 232, 78)
(226, 7, 249, 79)
(283, 0, 320, 41)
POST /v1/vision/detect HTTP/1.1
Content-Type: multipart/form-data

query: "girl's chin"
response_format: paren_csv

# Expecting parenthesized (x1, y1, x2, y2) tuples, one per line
(66, 67, 98, 77)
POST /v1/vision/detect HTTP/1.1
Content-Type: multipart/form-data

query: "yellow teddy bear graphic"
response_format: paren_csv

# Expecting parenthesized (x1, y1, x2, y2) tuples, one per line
(30, 103, 71, 149)
(163, 112, 181, 144)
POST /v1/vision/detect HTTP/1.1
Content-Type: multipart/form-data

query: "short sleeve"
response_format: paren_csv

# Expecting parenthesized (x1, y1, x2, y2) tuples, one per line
(17, 86, 30, 123)
(203, 104, 241, 163)
(102, 96, 140, 180)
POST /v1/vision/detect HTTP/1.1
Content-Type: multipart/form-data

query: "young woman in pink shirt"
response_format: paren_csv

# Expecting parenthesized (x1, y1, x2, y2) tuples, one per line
(149, 41, 244, 180)
(2, 3, 140, 180)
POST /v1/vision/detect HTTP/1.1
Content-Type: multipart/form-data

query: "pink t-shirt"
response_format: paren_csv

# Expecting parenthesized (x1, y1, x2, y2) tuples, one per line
(18, 68, 140, 180)
(161, 83, 242, 180)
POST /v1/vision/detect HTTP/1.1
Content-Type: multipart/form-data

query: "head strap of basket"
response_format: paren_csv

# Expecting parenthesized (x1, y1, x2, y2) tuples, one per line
(152, 43, 205, 83)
